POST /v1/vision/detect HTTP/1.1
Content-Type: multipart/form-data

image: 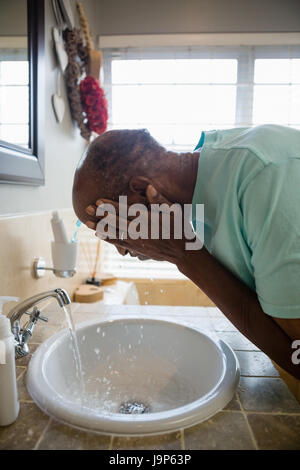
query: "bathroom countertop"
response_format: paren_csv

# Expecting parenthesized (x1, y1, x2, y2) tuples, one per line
(1, 303, 300, 450)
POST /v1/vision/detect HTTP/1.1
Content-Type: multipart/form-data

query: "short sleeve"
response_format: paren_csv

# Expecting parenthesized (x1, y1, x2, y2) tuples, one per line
(241, 159, 300, 319)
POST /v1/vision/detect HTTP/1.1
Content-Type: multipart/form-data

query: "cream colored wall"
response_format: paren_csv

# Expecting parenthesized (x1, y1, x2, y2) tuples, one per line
(94, 0, 300, 35)
(0, 0, 27, 35)
(0, 210, 94, 312)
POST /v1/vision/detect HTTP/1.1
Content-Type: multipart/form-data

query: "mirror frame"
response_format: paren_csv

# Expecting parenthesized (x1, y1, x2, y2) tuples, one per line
(0, 0, 45, 185)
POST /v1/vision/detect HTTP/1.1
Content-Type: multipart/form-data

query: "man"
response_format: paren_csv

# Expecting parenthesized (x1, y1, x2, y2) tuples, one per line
(73, 125, 300, 379)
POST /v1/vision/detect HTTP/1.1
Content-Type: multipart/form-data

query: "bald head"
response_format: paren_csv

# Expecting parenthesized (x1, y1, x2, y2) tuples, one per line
(72, 129, 166, 224)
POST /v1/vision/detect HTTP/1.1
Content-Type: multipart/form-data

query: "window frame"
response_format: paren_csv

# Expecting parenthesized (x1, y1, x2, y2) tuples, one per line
(103, 44, 300, 132)
(0, 0, 45, 186)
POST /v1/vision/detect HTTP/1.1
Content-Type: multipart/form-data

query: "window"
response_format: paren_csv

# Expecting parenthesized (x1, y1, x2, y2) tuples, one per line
(0, 60, 29, 148)
(101, 44, 300, 278)
(111, 58, 237, 150)
(253, 58, 300, 127)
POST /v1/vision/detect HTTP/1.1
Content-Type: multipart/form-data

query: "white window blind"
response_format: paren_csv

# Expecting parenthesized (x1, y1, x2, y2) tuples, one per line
(101, 242, 184, 279)
(0, 54, 29, 148)
(100, 44, 300, 279)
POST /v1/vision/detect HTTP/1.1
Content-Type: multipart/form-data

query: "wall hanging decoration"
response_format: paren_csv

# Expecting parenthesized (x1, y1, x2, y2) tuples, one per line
(76, 2, 108, 136)
(63, 28, 91, 140)
(57, 0, 75, 29)
(51, 0, 68, 125)
(80, 77, 108, 134)
(52, 72, 65, 123)
(52, 26, 68, 73)
(51, 0, 108, 140)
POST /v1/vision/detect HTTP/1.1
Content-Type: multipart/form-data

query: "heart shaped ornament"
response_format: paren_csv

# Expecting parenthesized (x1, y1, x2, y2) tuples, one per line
(52, 27, 68, 72)
(52, 93, 65, 123)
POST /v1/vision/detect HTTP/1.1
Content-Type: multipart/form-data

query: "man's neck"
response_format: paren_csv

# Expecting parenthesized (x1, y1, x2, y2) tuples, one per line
(174, 150, 200, 205)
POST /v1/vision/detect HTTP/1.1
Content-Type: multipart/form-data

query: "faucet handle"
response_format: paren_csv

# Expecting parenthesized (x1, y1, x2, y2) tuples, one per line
(37, 314, 48, 322)
(20, 307, 48, 352)
(25, 308, 48, 323)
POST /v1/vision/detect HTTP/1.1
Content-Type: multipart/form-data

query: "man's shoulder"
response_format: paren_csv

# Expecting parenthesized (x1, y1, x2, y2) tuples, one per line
(209, 124, 300, 165)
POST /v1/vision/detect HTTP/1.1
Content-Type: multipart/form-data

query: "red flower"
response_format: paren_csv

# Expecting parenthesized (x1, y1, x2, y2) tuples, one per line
(80, 76, 108, 135)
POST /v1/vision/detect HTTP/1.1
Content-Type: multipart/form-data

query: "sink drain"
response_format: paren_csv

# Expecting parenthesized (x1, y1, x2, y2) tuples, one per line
(119, 401, 150, 414)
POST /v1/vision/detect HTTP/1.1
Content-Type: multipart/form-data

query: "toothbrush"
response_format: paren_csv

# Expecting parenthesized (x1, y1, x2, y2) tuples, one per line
(71, 219, 82, 243)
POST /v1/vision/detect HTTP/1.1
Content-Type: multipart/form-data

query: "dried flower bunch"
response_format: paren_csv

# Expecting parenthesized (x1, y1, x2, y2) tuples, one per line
(80, 76, 108, 135)
(63, 28, 91, 140)
(61, 3, 108, 141)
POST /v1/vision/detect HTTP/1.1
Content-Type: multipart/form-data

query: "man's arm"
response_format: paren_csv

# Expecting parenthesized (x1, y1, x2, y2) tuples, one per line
(178, 247, 300, 379)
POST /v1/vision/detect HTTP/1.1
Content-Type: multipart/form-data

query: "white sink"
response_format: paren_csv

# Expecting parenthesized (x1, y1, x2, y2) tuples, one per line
(27, 318, 240, 435)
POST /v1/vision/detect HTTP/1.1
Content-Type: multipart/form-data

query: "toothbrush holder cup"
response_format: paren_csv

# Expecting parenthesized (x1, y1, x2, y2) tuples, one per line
(51, 241, 78, 278)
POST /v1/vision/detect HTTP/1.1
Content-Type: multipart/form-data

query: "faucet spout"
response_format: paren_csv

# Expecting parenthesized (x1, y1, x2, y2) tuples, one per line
(7, 288, 71, 326)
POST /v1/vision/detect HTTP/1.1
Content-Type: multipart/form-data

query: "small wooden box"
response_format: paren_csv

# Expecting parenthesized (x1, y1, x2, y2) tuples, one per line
(74, 284, 104, 303)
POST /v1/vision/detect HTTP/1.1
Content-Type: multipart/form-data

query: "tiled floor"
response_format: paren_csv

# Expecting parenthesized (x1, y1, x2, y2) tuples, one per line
(1, 304, 300, 450)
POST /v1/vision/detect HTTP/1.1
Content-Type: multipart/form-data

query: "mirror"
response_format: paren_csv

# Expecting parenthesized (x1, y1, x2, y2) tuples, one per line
(0, 0, 45, 185)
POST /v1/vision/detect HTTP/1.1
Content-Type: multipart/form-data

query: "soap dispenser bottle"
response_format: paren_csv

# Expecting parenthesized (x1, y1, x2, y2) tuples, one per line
(0, 296, 20, 426)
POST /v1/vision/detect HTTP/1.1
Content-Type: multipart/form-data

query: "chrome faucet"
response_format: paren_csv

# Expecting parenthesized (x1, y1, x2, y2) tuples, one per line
(8, 288, 71, 358)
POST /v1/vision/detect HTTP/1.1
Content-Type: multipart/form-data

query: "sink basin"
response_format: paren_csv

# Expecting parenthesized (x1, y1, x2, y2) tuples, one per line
(27, 318, 240, 435)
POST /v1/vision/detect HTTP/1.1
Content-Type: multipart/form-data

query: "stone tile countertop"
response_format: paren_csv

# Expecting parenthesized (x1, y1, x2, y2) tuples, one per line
(1, 303, 300, 450)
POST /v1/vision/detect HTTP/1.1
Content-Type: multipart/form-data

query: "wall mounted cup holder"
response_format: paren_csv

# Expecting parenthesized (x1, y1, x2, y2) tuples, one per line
(33, 257, 76, 279)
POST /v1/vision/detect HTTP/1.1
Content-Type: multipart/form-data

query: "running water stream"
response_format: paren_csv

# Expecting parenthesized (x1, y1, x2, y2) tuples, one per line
(62, 305, 85, 396)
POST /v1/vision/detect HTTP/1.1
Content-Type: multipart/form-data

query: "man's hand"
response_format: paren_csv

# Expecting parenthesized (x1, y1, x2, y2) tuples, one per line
(85, 184, 194, 264)
(115, 245, 151, 261)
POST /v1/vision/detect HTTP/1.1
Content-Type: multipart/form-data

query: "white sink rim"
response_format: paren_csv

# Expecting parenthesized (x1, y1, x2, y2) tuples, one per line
(26, 317, 240, 436)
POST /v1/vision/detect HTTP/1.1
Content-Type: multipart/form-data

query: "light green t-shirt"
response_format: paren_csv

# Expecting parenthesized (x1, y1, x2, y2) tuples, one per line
(191, 124, 300, 319)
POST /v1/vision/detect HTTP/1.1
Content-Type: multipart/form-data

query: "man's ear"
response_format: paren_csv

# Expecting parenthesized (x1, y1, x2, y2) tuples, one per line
(129, 176, 151, 196)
